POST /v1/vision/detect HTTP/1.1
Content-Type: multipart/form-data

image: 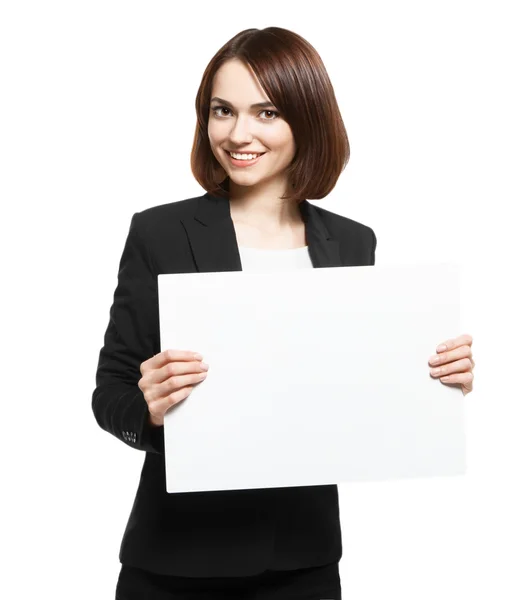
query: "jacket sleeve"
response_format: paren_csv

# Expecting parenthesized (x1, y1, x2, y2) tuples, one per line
(91, 212, 165, 454)
(369, 227, 377, 266)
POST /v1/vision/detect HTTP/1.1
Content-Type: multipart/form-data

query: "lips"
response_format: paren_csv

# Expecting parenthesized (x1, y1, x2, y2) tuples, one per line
(226, 151, 266, 168)
(227, 151, 266, 158)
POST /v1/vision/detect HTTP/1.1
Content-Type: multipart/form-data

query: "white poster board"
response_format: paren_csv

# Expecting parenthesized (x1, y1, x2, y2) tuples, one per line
(158, 263, 464, 493)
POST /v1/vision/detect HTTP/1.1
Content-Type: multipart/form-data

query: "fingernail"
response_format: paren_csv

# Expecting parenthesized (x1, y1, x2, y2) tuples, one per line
(437, 344, 447, 352)
(193, 353, 203, 360)
(200, 362, 209, 371)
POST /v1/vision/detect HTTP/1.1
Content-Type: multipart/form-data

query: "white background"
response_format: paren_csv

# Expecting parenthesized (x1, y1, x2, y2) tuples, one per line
(1, 1, 521, 598)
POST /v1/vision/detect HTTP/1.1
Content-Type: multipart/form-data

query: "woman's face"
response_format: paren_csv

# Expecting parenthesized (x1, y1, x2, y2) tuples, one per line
(208, 59, 296, 192)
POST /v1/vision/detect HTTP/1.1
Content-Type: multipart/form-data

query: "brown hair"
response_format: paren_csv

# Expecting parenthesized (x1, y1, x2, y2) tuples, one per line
(190, 27, 350, 203)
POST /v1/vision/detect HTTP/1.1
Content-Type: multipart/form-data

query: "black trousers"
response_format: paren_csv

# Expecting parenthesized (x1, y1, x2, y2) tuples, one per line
(115, 561, 342, 600)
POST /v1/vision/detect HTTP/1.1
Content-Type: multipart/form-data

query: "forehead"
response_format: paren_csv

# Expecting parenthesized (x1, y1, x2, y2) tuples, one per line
(211, 59, 271, 105)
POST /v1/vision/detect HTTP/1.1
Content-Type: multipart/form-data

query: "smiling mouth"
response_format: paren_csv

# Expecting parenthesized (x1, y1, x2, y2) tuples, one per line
(226, 151, 266, 158)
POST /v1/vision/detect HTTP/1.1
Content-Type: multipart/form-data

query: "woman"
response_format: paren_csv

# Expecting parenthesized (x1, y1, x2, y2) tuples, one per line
(92, 26, 475, 600)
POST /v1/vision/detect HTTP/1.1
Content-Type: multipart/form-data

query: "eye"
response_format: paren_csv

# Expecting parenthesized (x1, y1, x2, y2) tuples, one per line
(210, 105, 280, 121)
(260, 110, 279, 120)
(211, 106, 232, 118)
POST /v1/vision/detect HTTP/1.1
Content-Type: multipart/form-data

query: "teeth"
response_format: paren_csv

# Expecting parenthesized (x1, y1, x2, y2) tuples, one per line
(229, 152, 261, 160)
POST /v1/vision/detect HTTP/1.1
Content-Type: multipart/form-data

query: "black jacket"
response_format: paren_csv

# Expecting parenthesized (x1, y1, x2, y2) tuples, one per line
(92, 191, 376, 577)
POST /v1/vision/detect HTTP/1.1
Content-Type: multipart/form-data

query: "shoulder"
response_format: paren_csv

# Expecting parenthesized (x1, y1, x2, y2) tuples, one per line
(311, 202, 376, 246)
(129, 195, 201, 237)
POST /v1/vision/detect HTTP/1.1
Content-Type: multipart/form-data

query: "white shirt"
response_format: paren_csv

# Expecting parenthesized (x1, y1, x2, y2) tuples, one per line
(238, 245, 313, 272)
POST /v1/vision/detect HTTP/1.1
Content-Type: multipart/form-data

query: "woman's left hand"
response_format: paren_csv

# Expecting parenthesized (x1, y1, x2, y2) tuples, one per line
(428, 333, 475, 396)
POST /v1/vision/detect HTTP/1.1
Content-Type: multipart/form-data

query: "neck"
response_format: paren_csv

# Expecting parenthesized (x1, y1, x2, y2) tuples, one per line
(228, 179, 301, 230)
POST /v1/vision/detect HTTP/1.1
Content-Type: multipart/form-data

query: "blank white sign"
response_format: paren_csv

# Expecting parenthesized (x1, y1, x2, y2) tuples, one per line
(158, 263, 464, 494)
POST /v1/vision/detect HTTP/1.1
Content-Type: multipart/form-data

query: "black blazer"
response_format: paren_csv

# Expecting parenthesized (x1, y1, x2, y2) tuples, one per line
(92, 191, 377, 578)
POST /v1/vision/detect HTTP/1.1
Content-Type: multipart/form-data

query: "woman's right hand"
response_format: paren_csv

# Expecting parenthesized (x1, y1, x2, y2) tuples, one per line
(138, 349, 209, 427)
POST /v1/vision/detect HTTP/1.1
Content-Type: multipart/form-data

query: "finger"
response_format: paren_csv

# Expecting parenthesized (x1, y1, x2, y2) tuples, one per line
(436, 333, 473, 353)
(430, 357, 472, 378)
(155, 370, 208, 401)
(150, 360, 206, 385)
(440, 371, 474, 385)
(429, 344, 472, 366)
(148, 385, 195, 417)
(143, 349, 201, 374)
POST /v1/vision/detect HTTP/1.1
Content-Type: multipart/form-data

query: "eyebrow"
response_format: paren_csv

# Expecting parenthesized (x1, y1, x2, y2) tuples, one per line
(210, 96, 276, 109)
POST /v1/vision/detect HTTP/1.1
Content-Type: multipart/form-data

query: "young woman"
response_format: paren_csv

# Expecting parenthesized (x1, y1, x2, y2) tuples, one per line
(92, 26, 475, 600)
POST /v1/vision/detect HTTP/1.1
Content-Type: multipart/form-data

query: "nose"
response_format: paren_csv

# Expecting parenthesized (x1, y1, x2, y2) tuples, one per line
(228, 114, 253, 146)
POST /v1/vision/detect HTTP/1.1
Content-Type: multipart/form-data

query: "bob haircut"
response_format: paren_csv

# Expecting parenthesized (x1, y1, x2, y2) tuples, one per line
(190, 27, 350, 204)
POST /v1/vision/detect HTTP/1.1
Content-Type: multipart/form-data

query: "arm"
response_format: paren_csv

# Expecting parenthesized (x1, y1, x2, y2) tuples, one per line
(369, 227, 377, 266)
(91, 212, 164, 454)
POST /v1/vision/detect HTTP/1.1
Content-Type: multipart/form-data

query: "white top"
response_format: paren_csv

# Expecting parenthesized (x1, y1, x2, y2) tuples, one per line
(238, 245, 313, 272)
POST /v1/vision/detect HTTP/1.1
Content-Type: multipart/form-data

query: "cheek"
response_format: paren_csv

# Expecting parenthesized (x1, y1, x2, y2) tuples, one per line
(208, 119, 229, 138)
(266, 126, 294, 152)
(207, 123, 221, 148)
(207, 130, 217, 148)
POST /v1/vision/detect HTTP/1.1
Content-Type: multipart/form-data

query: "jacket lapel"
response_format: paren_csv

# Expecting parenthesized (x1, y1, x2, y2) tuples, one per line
(181, 192, 342, 273)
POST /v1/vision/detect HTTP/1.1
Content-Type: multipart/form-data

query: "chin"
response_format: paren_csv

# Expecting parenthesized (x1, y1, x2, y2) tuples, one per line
(229, 178, 259, 188)
(228, 169, 262, 181)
